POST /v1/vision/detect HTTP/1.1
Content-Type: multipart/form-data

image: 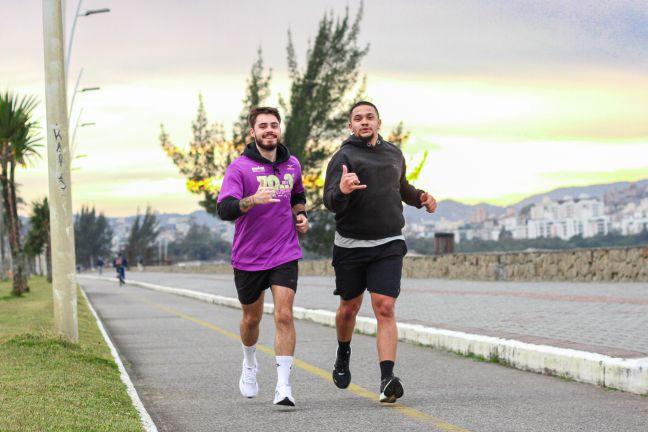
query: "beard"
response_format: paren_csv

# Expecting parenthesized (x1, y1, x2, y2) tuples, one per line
(357, 129, 375, 144)
(255, 133, 281, 151)
(359, 134, 373, 144)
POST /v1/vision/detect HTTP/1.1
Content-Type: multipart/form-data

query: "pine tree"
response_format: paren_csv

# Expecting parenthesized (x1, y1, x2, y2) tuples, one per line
(74, 206, 113, 269)
(161, 50, 272, 215)
(125, 206, 159, 265)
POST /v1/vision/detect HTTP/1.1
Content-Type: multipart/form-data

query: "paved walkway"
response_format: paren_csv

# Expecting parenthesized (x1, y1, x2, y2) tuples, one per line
(110, 271, 648, 357)
(79, 277, 648, 432)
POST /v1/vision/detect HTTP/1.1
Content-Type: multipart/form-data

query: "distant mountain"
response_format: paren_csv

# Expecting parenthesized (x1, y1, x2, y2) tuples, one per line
(110, 209, 222, 229)
(404, 200, 506, 223)
(404, 178, 648, 223)
(511, 179, 648, 211)
(99, 178, 648, 226)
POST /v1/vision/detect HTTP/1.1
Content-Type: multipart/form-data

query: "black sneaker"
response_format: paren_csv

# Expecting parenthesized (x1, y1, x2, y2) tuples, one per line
(379, 375, 404, 403)
(332, 350, 351, 389)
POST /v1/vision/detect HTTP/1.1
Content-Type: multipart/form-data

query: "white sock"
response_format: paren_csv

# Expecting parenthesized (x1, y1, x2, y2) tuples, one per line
(242, 344, 257, 368)
(276, 356, 293, 387)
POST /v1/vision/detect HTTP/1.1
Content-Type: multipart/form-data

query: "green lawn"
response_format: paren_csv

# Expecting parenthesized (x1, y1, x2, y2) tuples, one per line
(0, 277, 144, 432)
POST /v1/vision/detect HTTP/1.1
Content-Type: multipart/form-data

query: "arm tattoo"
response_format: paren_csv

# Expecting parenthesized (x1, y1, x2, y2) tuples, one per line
(239, 196, 255, 212)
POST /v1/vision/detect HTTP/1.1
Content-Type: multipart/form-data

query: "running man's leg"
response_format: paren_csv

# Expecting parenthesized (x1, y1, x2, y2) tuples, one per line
(238, 292, 264, 398)
(270, 285, 295, 355)
(240, 292, 265, 347)
(335, 294, 363, 342)
(271, 285, 297, 406)
(366, 241, 406, 403)
(370, 292, 397, 362)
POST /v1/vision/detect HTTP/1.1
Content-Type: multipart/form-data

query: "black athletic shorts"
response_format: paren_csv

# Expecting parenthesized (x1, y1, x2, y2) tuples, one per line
(233, 260, 298, 305)
(331, 240, 407, 301)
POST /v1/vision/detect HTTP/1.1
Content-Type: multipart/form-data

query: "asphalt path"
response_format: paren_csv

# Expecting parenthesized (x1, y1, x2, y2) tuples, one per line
(80, 278, 648, 432)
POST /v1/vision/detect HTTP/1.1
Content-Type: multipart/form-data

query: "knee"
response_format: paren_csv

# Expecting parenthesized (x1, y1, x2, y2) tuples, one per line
(374, 301, 395, 320)
(338, 302, 360, 321)
(242, 313, 262, 329)
(274, 308, 293, 328)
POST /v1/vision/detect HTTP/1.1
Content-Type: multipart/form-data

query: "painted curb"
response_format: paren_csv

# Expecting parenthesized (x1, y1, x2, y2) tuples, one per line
(79, 286, 159, 432)
(79, 275, 648, 395)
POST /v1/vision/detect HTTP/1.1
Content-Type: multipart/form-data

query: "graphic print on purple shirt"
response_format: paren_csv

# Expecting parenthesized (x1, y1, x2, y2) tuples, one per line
(217, 154, 304, 271)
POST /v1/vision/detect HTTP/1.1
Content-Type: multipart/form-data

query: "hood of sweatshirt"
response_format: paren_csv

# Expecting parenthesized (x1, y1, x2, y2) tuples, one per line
(340, 134, 385, 149)
(243, 142, 291, 166)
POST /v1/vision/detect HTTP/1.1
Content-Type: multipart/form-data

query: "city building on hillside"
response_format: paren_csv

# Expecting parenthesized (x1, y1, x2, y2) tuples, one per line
(614, 198, 648, 235)
(526, 194, 610, 240)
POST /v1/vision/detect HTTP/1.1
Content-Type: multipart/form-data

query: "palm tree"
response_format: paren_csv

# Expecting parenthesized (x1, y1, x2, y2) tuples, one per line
(0, 91, 42, 296)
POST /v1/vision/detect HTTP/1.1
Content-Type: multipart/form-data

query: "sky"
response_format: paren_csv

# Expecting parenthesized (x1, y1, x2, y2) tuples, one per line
(4, 0, 648, 216)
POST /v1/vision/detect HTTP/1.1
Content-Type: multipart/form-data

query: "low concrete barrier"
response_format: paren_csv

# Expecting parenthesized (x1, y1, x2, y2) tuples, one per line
(144, 246, 648, 282)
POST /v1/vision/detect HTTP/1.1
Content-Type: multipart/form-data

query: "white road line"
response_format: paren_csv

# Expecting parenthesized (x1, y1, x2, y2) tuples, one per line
(79, 286, 159, 432)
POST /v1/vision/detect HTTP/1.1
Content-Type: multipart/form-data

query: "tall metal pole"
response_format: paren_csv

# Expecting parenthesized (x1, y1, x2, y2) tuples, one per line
(65, 0, 83, 79)
(68, 67, 83, 115)
(42, 0, 78, 342)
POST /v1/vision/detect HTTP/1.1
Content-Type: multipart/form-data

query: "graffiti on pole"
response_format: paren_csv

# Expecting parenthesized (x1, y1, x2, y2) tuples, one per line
(53, 123, 67, 190)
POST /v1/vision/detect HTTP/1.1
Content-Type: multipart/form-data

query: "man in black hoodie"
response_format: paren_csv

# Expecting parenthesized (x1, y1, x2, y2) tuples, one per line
(323, 101, 437, 403)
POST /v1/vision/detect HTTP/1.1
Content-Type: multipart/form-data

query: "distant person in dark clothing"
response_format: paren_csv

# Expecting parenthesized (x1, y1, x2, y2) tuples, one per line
(113, 253, 128, 285)
(96, 257, 105, 275)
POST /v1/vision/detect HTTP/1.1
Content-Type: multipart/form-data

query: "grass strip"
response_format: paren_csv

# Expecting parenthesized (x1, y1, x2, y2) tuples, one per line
(0, 277, 144, 432)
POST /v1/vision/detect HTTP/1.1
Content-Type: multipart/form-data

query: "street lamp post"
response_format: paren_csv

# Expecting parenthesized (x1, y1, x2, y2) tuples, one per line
(71, 108, 95, 157)
(42, 0, 78, 342)
(65, 0, 110, 79)
(68, 67, 100, 116)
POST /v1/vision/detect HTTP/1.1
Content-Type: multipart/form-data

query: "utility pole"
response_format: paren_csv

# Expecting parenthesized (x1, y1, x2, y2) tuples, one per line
(42, 0, 78, 342)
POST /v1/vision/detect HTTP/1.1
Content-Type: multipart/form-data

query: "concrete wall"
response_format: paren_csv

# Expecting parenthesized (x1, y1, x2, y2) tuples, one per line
(145, 246, 648, 282)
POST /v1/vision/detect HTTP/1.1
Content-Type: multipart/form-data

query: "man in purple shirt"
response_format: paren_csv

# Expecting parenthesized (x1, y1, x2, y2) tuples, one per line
(216, 107, 308, 407)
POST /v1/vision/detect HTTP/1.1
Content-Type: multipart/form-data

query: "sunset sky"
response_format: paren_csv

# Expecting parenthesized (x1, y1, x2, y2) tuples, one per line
(4, 0, 648, 216)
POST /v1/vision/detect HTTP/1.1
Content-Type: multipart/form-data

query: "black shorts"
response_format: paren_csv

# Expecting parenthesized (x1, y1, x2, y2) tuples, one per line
(331, 240, 407, 301)
(233, 260, 298, 305)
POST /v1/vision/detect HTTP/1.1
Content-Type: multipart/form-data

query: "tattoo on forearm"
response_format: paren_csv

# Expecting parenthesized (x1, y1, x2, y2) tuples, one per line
(240, 197, 254, 211)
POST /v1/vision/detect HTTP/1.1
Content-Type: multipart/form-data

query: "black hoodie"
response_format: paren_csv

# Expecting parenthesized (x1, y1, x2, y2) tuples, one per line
(216, 143, 306, 221)
(323, 135, 424, 240)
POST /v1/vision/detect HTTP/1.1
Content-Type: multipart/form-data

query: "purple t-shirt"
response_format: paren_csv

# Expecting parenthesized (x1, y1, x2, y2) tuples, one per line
(217, 154, 305, 271)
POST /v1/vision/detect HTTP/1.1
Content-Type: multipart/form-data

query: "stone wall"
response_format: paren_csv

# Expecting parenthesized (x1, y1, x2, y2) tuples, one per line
(145, 246, 648, 282)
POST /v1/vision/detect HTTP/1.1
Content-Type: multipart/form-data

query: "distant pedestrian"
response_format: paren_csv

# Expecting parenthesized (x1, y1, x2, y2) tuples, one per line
(323, 101, 437, 403)
(96, 257, 104, 275)
(113, 253, 128, 286)
(216, 106, 309, 406)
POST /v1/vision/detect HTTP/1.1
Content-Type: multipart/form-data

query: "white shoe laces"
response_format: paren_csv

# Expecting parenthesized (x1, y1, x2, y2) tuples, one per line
(242, 366, 257, 384)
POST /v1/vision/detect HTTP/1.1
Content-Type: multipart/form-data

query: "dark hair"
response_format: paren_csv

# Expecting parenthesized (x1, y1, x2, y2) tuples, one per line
(349, 101, 379, 119)
(248, 106, 281, 128)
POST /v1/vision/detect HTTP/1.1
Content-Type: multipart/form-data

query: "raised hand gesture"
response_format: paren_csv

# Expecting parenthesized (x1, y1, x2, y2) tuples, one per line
(339, 164, 367, 194)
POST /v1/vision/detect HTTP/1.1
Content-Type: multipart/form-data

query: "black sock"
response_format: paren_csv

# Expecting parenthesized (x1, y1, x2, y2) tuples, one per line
(337, 340, 351, 360)
(380, 360, 394, 380)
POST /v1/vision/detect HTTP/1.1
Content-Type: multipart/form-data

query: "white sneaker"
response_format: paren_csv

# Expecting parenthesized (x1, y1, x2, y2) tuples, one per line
(273, 384, 295, 406)
(239, 361, 258, 398)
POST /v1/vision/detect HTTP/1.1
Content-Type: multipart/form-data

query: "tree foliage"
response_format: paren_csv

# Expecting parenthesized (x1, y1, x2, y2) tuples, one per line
(160, 3, 432, 256)
(299, 210, 337, 257)
(24, 197, 52, 282)
(125, 206, 159, 265)
(161, 50, 272, 215)
(74, 205, 114, 268)
(167, 222, 231, 262)
(161, 5, 369, 212)
(280, 5, 369, 206)
(0, 91, 41, 295)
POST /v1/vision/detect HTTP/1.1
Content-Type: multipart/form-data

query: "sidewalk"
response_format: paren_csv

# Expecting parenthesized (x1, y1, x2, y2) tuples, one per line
(80, 272, 648, 394)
